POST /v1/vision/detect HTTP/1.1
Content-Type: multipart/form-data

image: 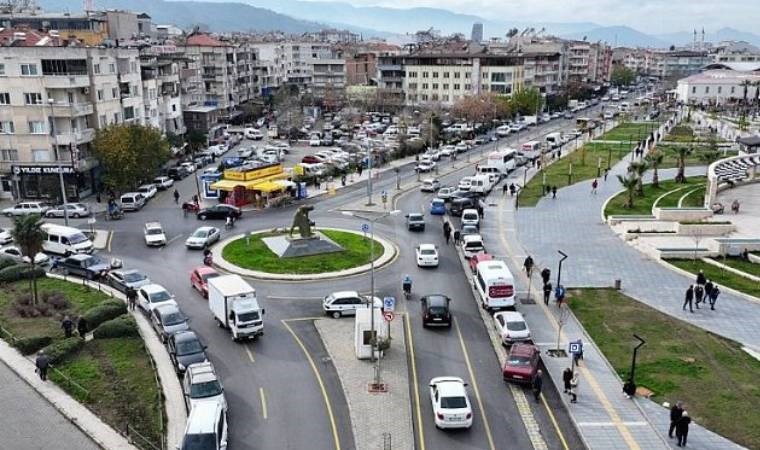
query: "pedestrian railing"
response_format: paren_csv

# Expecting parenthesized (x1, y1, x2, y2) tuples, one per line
(49, 365, 90, 401)
(127, 425, 163, 450)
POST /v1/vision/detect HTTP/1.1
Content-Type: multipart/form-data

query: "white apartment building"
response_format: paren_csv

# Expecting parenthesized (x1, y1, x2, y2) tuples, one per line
(140, 45, 185, 136)
(676, 69, 760, 104)
(0, 43, 143, 200)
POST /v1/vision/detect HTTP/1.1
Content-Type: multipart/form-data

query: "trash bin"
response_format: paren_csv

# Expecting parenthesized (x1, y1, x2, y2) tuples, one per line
(614, 279, 622, 290)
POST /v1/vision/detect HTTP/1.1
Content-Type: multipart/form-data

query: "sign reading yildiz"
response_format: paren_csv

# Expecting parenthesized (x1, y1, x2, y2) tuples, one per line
(12, 165, 76, 175)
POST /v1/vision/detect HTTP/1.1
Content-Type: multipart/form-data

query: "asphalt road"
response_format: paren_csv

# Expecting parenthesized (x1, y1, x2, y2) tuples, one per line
(1, 110, 617, 449)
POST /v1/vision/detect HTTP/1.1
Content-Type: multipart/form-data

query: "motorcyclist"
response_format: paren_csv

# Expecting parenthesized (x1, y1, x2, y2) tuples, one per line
(402, 275, 412, 296)
(203, 249, 213, 266)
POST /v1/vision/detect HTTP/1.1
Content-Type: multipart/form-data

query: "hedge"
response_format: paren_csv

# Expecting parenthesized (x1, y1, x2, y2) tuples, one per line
(93, 315, 139, 339)
(83, 300, 127, 330)
(0, 257, 16, 270)
(14, 335, 53, 355)
(0, 264, 46, 283)
(41, 337, 84, 364)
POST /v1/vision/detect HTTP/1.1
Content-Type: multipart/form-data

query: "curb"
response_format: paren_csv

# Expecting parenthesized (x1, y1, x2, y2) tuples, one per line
(599, 188, 626, 223)
(211, 227, 398, 281)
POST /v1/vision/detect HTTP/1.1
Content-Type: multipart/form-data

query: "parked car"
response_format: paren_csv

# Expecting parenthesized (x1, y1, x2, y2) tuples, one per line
(168, 331, 208, 375)
(153, 176, 174, 190)
(322, 291, 382, 319)
(197, 205, 241, 221)
(107, 269, 151, 293)
(429, 377, 473, 429)
(167, 167, 189, 181)
(144, 222, 167, 247)
(421, 294, 452, 327)
(461, 234, 485, 259)
(460, 224, 479, 239)
(185, 226, 221, 249)
(0, 228, 12, 245)
(58, 254, 112, 279)
(2, 202, 49, 217)
(151, 303, 190, 343)
(449, 197, 477, 216)
(137, 283, 177, 314)
(502, 343, 540, 384)
(180, 162, 197, 174)
(182, 361, 226, 413)
(190, 266, 220, 298)
(415, 244, 439, 267)
(45, 203, 90, 218)
(461, 209, 480, 229)
(120, 193, 146, 212)
(493, 311, 531, 345)
(429, 198, 446, 215)
(0, 246, 50, 266)
(406, 213, 426, 231)
(178, 397, 228, 450)
(137, 184, 158, 201)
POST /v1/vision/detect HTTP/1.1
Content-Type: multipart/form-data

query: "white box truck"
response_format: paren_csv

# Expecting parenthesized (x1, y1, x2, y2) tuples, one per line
(208, 275, 265, 342)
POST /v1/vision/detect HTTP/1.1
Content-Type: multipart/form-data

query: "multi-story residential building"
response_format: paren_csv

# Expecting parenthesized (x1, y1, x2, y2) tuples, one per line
(345, 52, 376, 86)
(302, 29, 359, 44)
(309, 47, 346, 99)
(566, 41, 591, 83)
(139, 45, 186, 137)
(0, 11, 109, 45)
(619, 48, 710, 78)
(375, 54, 406, 109)
(710, 41, 760, 63)
(0, 32, 143, 200)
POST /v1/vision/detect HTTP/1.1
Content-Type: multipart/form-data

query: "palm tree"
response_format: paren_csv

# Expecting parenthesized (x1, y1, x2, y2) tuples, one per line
(617, 174, 639, 209)
(645, 151, 664, 188)
(741, 80, 752, 104)
(629, 160, 649, 196)
(10, 214, 46, 305)
(675, 146, 692, 183)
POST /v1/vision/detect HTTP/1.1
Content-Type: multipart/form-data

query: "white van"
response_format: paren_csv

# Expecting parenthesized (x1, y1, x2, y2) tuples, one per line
(461, 209, 480, 228)
(41, 223, 93, 255)
(477, 166, 502, 184)
(179, 398, 228, 450)
(120, 192, 146, 211)
(545, 132, 563, 149)
(520, 141, 543, 160)
(486, 149, 517, 175)
(469, 174, 494, 195)
(474, 260, 515, 310)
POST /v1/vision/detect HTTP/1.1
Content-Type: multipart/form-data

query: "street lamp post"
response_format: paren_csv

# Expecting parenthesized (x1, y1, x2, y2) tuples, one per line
(47, 99, 70, 226)
(556, 250, 568, 291)
(366, 143, 374, 206)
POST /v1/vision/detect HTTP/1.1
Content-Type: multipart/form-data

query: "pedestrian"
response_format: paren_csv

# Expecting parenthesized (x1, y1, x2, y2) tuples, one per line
(541, 267, 551, 285)
(562, 367, 573, 393)
(61, 315, 73, 338)
(126, 287, 137, 311)
(696, 270, 706, 287)
(532, 370, 543, 403)
(676, 411, 691, 447)
(443, 220, 451, 238)
(551, 186, 557, 199)
(502, 183, 509, 196)
(555, 284, 566, 307)
(341, 174, 347, 186)
(669, 401, 684, 439)
(77, 316, 88, 339)
(523, 255, 534, 276)
(173, 188, 180, 204)
(453, 230, 461, 245)
(35, 350, 49, 381)
(704, 279, 714, 300)
(444, 228, 451, 245)
(591, 178, 598, 195)
(509, 183, 516, 197)
(683, 285, 694, 313)
(709, 284, 720, 310)
(568, 371, 579, 403)
(694, 284, 704, 308)
(357, 165, 363, 178)
(543, 282, 552, 305)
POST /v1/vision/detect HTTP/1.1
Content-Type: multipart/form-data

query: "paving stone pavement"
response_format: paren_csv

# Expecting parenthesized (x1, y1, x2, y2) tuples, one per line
(0, 360, 100, 450)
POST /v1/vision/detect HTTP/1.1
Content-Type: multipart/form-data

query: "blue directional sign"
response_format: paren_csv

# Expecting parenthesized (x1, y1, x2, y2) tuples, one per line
(383, 296, 396, 312)
(361, 223, 370, 233)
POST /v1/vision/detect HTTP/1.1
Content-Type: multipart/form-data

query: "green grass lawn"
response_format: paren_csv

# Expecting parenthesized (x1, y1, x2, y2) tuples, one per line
(51, 338, 163, 447)
(680, 187, 705, 208)
(599, 122, 659, 142)
(222, 229, 382, 274)
(653, 144, 735, 170)
(604, 177, 705, 217)
(666, 259, 760, 299)
(708, 256, 760, 278)
(519, 142, 633, 207)
(569, 288, 760, 449)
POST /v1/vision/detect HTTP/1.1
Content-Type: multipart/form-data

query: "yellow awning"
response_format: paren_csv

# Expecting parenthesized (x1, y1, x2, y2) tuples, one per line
(210, 179, 248, 191)
(253, 181, 284, 193)
(212, 173, 288, 191)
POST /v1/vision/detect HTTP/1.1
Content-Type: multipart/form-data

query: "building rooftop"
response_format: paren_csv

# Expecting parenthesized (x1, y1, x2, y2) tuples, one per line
(703, 62, 760, 72)
(185, 33, 229, 47)
(679, 69, 760, 84)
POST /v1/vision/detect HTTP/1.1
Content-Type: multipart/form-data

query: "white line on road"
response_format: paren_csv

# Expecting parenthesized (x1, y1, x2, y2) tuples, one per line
(267, 295, 324, 301)
(259, 387, 268, 419)
(577, 422, 648, 427)
(245, 345, 255, 363)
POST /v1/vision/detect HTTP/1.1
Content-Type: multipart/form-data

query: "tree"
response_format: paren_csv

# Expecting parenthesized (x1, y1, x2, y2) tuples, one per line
(11, 214, 46, 305)
(611, 66, 636, 87)
(506, 28, 519, 38)
(675, 146, 693, 183)
(92, 124, 171, 192)
(629, 160, 649, 196)
(186, 130, 207, 153)
(741, 79, 752, 103)
(510, 87, 544, 116)
(617, 174, 639, 209)
(645, 150, 664, 188)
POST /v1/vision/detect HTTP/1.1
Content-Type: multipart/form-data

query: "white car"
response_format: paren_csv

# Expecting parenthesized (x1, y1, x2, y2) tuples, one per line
(185, 226, 221, 249)
(245, 128, 264, 140)
(0, 246, 50, 265)
(2, 202, 49, 217)
(182, 361, 227, 413)
(415, 244, 439, 267)
(153, 176, 174, 190)
(180, 162, 197, 173)
(45, 203, 90, 219)
(496, 125, 511, 137)
(237, 148, 255, 159)
(415, 161, 436, 173)
(458, 178, 473, 191)
(429, 377, 473, 429)
(137, 184, 158, 201)
(0, 228, 12, 245)
(144, 222, 167, 246)
(439, 146, 455, 157)
(309, 135, 321, 146)
(322, 291, 382, 319)
(455, 142, 468, 153)
(208, 145, 227, 157)
(493, 311, 531, 345)
(420, 178, 440, 192)
(137, 283, 177, 313)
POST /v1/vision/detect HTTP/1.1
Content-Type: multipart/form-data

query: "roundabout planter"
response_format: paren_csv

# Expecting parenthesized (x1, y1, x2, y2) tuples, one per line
(211, 227, 397, 281)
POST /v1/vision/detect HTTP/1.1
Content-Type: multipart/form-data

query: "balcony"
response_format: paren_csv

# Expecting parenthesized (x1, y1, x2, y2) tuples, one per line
(50, 102, 94, 117)
(54, 128, 95, 146)
(44, 75, 90, 89)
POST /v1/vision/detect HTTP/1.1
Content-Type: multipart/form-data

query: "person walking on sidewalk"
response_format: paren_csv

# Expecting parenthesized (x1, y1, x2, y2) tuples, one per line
(126, 287, 137, 311)
(669, 401, 684, 439)
(694, 284, 704, 309)
(35, 351, 49, 381)
(523, 255, 534, 276)
(453, 230, 461, 246)
(173, 189, 180, 204)
(543, 281, 552, 305)
(77, 316, 88, 339)
(709, 284, 720, 310)
(591, 179, 598, 195)
(682, 285, 694, 313)
(704, 279, 714, 301)
(551, 185, 557, 199)
(532, 370, 543, 403)
(562, 367, 573, 393)
(61, 315, 73, 338)
(541, 267, 551, 286)
(696, 270, 706, 287)
(444, 227, 451, 245)
(568, 371, 579, 403)
(604, 168, 609, 181)
(676, 411, 691, 447)
(509, 183, 516, 197)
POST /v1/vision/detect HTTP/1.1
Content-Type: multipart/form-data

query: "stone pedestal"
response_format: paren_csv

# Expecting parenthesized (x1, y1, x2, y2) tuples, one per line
(262, 232, 344, 258)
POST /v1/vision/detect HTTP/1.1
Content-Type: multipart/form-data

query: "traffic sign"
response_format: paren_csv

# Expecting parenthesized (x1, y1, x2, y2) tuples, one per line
(383, 296, 396, 312)
(568, 342, 582, 354)
(361, 223, 370, 233)
(383, 311, 395, 322)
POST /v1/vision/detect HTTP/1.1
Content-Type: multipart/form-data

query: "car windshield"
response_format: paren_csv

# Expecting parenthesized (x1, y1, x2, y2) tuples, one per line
(82, 257, 103, 268)
(201, 272, 219, 282)
(506, 321, 527, 332)
(429, 306, 447, 315)
(409, 214, 423, 221)
(176, 338, 203, 356)
(192, 229, 208, 238)
(123, 272, 147, 283)
(441, 395, 467, 409)
(190, 380, 223, 399)
(146, 228, 163, 235)
(68, 233, 89, 244)
(464, 242, 483, 250)
(507, 355, 532, 366)
(164, 312, 186, 326)
(150, 291, 172, 303)
(420, 249, 436, 255)
(238, 311, 260, 322)
(181, 433, 216, 450)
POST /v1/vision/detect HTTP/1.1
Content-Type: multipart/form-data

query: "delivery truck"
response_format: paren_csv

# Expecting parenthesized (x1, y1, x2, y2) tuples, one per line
(208, 275, 265, 342)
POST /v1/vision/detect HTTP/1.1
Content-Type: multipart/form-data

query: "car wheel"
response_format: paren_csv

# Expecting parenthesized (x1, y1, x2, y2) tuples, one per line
(72, 213, 80, 218)
(331, 311, 341, 319)
(199, 214, 207, 220)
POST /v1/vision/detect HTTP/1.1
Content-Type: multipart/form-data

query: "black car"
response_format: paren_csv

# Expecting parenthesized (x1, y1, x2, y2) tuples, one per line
(167, 331, 208, 374)
(197, 204, 242, 221)
(449, 190, 479, 201)
(449, 197, 477, 216)
(59, 254, 112, 280)
(167, 167, 189, 181)
(406, 213, 425, 231)
(421, 294, 452, 327)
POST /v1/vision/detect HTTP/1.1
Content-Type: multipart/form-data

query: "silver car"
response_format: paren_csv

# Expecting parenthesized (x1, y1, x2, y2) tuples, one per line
(185, 226, 221, 250)
(107, 269, 151, 294)
(151, 304, 190, 343)
(45, 203, 91, 218)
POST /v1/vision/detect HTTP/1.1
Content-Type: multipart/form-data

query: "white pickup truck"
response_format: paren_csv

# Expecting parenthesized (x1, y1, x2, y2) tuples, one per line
(208, 275, 265, 342)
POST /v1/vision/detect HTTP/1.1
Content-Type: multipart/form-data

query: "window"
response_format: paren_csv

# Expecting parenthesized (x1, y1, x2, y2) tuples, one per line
(408, 83, 417, 90)
(32, 149, 50, 162)
(0, 121, 14, 134)
(464, 72, 470, 79)
(454, 72, 461, 79)
(464, 84, 471, 91)
(99, 114, 107, 127)
(24, 92, 42, 105)
(97, 90, 104, 101)
(432, 72, 439, 78)
(731, 86, 736, 94)
(491, 73, 507, 82)
(408, 71, 417, 78)
(443, 72, 450, 78)
(93, 64, 100, 74)
(0, 148, 18, 161)
(20, 64, 38, 76)
(109, 63, 115, 73)
(422, 71, 429, 78)
(0, 93, 9, 104)
(124, 106, 135, 120)
(692, 86, 696, 94)
(112, 88, 118, 99)
(705, 86, 710, 94)
(432, 83, 439, 89)
(113, 112, 120, 123)
(443, 95, 449, 102)
(454, 84, 461, 90)
(718, 86, 722, 94)
(422, 83, 429, 90)
(443, 84, 449, 90)
(28, 121, 45, 134)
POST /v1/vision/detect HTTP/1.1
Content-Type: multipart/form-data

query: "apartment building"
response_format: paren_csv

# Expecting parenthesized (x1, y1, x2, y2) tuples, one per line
(309, 46, 346, 99)
(566, 41, 591, 83)
(139, 45, 185, 136)
(620, 49, 710, 78)
(0, 35, 143, 200)
(345, 52, 376, 86)
(711, 41, 760, 63)
(375, 54, 406, 109)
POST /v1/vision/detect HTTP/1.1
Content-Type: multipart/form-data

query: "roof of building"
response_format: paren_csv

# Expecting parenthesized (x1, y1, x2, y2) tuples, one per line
(0, 27, 68, 47)
(678, 69, 760, 85)
(185, 33, 229, 47)
(703, 62, 760, 72)
(737, 135, 760, 147)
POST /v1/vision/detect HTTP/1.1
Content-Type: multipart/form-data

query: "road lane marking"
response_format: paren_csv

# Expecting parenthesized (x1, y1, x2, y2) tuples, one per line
(453, 318, 496, 450)
(259, 387, 268, 419)
(106, 231, 113, 252)
(283, 317, 326, 322)
(281, 319, 341, 450)
(404, 313, 426, 450)
(245, 345, 255, 363)
(540, 392, 570, 450)
(510, 385, 548, 450)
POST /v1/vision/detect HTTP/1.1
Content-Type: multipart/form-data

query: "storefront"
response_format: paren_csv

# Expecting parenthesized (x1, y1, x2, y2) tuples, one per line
(210, 163, 295, 208)
(10, 164, 96, 202)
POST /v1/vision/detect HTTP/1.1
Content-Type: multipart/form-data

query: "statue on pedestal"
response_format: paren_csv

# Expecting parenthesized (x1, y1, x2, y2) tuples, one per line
(289, 205, 315, 239)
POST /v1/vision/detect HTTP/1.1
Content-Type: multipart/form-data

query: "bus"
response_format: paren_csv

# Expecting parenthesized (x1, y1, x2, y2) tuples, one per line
(486, 148, 517, 175)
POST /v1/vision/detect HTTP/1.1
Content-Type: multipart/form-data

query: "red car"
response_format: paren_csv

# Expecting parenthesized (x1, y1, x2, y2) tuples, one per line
(502, 343, 540, 384)
(468, 252, 493, 273)
(301, 155, 325, 164)
(190, 266, 220, 298)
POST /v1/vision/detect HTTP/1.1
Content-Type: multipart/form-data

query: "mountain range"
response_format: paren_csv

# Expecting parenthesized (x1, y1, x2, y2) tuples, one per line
(37, 0, 760, 48)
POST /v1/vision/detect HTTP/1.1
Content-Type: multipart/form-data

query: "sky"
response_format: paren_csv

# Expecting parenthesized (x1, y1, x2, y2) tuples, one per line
(311, 0, 755, 34)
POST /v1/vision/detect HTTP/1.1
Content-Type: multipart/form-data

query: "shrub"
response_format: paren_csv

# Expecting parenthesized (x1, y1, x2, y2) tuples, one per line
(14, 335, 53, 355)
(15, 294, 32, 306)
(45, 293, 69, 310)
(41, 337, 84, 364)
(93, 315, 139, 339)
(83, 300, 127, 330)
(0, 257, 15, 270)
(0, 264, 46, 283)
